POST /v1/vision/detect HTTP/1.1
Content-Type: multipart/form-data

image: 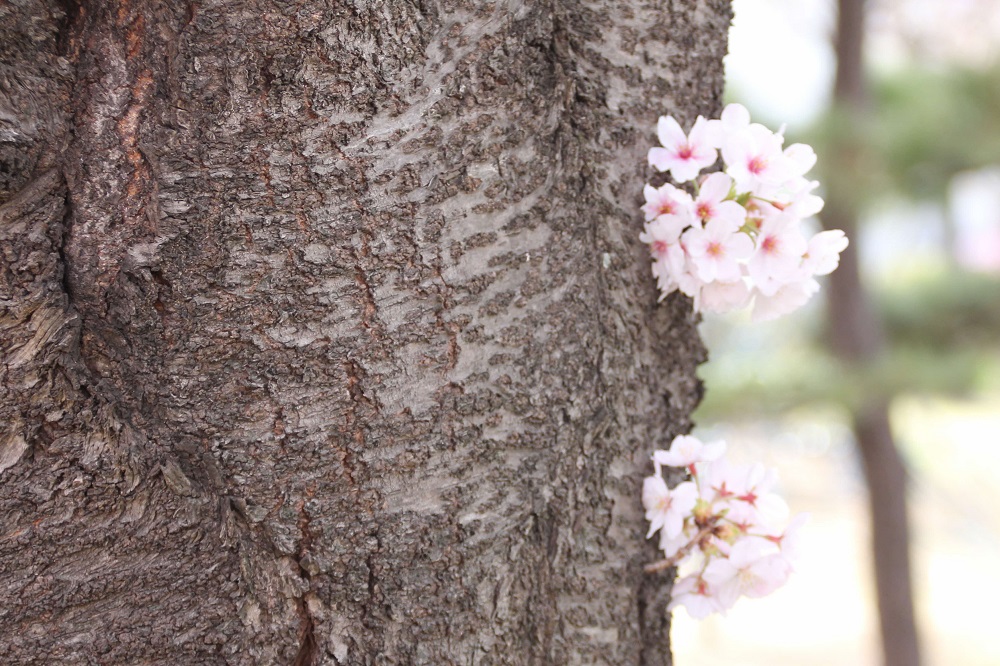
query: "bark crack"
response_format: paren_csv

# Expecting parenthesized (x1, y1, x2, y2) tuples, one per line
(292, 488, 318, 666)
(291, 606, 318, 666)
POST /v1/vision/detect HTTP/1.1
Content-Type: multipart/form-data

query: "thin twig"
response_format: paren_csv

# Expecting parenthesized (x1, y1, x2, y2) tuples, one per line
(643, 520, 718, 574)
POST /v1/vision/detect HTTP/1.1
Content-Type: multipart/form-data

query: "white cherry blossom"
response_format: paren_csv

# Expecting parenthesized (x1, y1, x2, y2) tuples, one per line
(802, 229, 850, 277)
(642, 183, 695, 222)
(648, 116, 718, 183)
(703, 537, 791, 609)
(642, 476, 698, 540)
(722, 123, 792, 193)
(643, 436, 807, 618)
(639, 106, 847, 320)
(669, 575, 722, 619)
(704, 102, 752, 148)
(747, 213, 809, 296)
(653, 435, 726, 470)
(751, 279, 820, 323)
(683, 217, 754, 284)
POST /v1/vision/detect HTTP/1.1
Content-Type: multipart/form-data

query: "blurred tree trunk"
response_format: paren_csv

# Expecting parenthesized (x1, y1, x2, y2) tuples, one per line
(825, 0, 922, 664)
(0, 1, 730, 663)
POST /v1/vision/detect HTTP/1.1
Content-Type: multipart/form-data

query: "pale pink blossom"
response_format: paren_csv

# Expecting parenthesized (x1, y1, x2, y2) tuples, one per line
(695, 457, 740, 504)
(643, 477, 698, 540)
(697, 279, 752, 314)
(668, 252, 704, 299)
(692, 172, 741, 225)
(639, 108, 846, 320)
(642, 183, 695, 222)
(649, 116, 718, 183)
(703, 537, 790, 609)
(683, 218, 754, 283)
(653, 435, 726, 470)
(802, 229, 849, 277)
(751, 279, 820, 322)
(640, 215, 688, 260)
(659, 526, 691, 559)
(643, 439, 805, 618)
(724, 463, 791, 532)
(783, 142, 817, 176)
(640, 215, 689, 298)
(780, 182, 825, 219)
(757, 512, 810, 569)
(747, 214, 809, 296)
(723, 124, 793, 193)
(651, 252, 703, 301)
(704, 103, 752, 148)
(669, 575, 722, 619)
(744, 197, 781, 231)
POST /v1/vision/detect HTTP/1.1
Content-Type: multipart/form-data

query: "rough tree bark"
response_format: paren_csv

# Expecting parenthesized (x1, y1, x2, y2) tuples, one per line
(0, 1, 730, 664)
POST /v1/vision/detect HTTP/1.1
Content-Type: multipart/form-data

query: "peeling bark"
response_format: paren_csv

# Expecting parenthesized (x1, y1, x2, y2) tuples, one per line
(1, 1, 730, 663)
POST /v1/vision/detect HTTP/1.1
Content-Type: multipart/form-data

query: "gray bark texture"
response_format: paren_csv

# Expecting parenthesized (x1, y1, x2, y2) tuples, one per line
(0, 0, 729, 664)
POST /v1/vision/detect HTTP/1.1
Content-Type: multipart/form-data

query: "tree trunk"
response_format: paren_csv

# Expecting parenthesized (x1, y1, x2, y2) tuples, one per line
(0, 1, 730, 663)
(826, 0, 922, 664)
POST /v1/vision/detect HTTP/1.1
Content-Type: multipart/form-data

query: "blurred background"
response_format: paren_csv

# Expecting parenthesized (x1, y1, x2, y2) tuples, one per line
(673, 0, 1000, 664)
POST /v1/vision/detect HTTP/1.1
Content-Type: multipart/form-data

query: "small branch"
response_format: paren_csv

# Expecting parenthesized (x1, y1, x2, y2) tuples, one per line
(643, 520, 718, 574)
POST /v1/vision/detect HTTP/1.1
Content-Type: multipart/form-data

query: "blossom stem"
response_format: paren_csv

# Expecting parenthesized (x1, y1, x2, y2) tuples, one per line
(644, 520, 719, 574)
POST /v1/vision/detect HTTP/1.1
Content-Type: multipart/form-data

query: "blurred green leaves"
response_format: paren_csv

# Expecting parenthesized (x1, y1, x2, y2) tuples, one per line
(810, 62, 1000, 205)
(698, 270, 1000, 421)
(703, 60, 1000, 425)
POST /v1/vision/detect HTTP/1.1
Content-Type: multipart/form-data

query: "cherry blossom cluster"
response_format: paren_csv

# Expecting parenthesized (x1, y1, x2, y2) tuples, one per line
(642, 103, 848, 321)
(642, 434, 807, 618)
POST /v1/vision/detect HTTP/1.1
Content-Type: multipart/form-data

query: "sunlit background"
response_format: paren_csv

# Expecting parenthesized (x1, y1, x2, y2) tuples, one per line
(672, 0, 1000, 664)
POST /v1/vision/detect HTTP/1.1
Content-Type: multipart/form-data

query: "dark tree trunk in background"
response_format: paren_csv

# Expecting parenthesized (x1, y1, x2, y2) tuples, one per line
(0, 1, 730, 663)
(826, 0, 922, 664)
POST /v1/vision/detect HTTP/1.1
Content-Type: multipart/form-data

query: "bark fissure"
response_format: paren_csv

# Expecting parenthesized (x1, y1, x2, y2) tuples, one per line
(2, 1, 730, 663)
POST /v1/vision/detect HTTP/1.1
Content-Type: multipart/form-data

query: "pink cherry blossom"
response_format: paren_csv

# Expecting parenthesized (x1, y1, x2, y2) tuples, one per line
(648, 116, 718, 183)
(636, 108, 842, 622)
(640, 215, 688, 261)
(722, 124, 793, 193)
(640, 215, 689, 298)
(696, 457, 739, 504)
(704, 103, 752, 148)
(724, 463, 791, 532)
(747, 214, 809, 296)
(703, 537, 790, 609)
(783, 143, 818, 179)
(750, 279, 820, 322)
(642, 183, 695, 222)
(692, 172, 740, 224)
(643, 476, 698, 540)
(659, 525, 692, 559)
(802, 229, 849, 276)
(653, 435, 726, 470)
(669, 575, 722, 619)
(757, 512, 810, 569)
(639, 106, 847, 320)
(697, 279, 752, 314)
(779, 182, 825, 219)
(683, 217, 754, 284)
(643, 438, 807, 618)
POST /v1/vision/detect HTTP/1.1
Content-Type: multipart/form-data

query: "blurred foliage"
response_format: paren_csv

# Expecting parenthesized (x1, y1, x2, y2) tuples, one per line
(871, 64, 1000, 201)
(880, 271, 1000, 349)
(697, 271, 1000, 420)
(804, 62, 1000, 206)
(703, 62, 1000, 423)
(697, 343, 986, 420)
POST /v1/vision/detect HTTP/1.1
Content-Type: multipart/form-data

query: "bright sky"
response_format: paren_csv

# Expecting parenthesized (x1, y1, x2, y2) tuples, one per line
(725, 0, 836, 127)
(726, 0, 1000, 129)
